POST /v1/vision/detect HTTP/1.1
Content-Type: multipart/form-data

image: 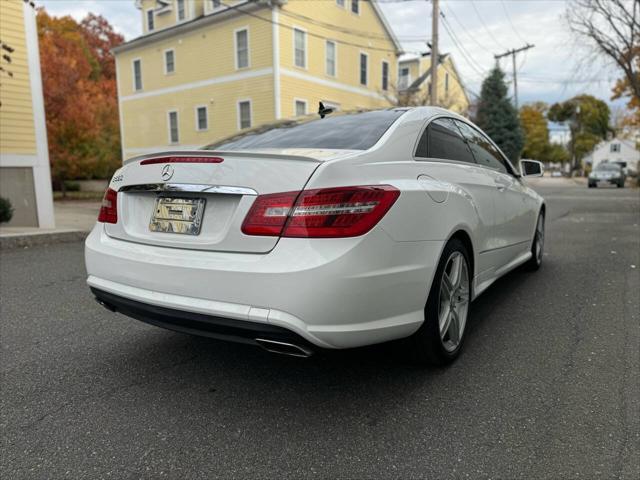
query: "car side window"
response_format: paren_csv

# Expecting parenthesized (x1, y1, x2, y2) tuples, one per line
(415, 118, 476, 164)
(455, 121, 508, 174)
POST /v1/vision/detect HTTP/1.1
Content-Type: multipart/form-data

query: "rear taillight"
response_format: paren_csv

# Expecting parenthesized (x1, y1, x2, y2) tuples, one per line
(241, 191, 298, 236)
(97, 188, 118, 224)
(242, 185, 399, 238)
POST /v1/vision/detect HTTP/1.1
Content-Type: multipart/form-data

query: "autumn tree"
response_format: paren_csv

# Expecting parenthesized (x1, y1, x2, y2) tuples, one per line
(475, 67, 524, 162)
(548, 94, 610, 171)
(519, 103, 550, 160)
(567, 0, 639, 125)
(37, 10, 123, 195)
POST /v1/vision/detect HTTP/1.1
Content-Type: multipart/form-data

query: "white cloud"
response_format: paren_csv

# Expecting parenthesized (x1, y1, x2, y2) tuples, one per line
(38, 0, 625, 107)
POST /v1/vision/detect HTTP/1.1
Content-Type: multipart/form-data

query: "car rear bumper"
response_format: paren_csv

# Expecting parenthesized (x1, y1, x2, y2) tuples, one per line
(85, 224, 444, 349)
(91, 287, 316, 356)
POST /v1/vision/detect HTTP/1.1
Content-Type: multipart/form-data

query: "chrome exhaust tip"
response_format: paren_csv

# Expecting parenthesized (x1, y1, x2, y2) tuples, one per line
(255, 338, 313, 358)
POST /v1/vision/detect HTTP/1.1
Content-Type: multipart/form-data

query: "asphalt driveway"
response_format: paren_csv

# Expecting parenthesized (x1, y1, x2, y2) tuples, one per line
(1, 180, 638, 479)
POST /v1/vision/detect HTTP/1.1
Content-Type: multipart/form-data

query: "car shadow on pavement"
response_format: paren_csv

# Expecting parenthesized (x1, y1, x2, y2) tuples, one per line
(98, 263, 538, 413)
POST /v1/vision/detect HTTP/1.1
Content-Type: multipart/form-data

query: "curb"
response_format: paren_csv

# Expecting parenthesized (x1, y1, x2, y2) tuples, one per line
(0, 230, 88, 250)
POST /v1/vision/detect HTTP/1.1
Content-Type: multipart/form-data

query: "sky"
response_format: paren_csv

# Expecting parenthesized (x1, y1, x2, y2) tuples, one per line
(39, 0, 625, 114)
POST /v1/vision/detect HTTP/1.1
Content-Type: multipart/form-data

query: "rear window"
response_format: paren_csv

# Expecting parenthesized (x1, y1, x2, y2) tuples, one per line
(596, 163, 621, 171)
(205, 109, 407, 151)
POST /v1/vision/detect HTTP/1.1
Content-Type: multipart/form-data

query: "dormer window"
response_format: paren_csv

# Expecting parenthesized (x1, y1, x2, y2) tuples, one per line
(146, 9, 155, 31)
(177, 0, 186, 21)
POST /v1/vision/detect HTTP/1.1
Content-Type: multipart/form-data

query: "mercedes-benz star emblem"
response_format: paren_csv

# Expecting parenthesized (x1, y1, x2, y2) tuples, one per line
(161, 164, 174, 181)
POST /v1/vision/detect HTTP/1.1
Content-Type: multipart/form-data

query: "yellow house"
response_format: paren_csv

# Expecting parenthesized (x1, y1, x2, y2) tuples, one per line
(113, 0, 403, 159)
(0, 0, 54, 227)
(398, 52, 469, 114)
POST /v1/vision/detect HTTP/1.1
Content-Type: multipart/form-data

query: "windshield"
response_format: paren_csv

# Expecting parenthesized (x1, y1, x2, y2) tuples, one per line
(205, 109, 407, 151)
(595, 163, 621, 171)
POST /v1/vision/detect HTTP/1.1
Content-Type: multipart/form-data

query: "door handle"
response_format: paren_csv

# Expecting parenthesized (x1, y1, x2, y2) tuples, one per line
(494, 178, 511, 192)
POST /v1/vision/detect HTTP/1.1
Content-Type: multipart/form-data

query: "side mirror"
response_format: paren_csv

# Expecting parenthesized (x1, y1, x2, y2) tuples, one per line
(520, 159, 544, 178)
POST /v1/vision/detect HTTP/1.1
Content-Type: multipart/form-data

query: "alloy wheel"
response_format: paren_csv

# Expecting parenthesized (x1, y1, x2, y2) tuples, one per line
(535, 214, 545, 264)
(438, 251, 470, 352)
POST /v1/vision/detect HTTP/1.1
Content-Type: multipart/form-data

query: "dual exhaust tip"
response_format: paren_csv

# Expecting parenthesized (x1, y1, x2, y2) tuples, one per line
(255, 338, 313, 358)
(96, 298, 313, 358)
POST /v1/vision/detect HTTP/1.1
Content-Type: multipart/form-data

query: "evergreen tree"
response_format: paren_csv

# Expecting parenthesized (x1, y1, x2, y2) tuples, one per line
(475, 67, 524, 162)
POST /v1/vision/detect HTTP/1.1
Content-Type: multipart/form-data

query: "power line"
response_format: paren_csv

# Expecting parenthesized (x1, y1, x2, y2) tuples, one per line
(470, 0, 507, 50)
(444, 4, 493, 54)
(440, 12, 487, 78)
(500, 0, 529, 45)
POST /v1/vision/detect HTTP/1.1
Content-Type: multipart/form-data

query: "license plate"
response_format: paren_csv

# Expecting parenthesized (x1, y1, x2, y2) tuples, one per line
(149, 197, 206, 235)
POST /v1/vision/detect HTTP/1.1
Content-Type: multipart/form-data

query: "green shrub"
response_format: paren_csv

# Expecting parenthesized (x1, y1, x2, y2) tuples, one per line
(63, 180, 81, 192)
(0, 197, 14, 223)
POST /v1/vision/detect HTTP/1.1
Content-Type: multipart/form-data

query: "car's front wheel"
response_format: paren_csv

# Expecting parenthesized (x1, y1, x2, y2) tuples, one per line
(525, 211, 545, 271)
(409, 238, 471, 366)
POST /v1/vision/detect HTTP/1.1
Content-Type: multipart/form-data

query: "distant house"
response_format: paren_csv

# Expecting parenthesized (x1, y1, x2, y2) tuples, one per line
(113, 0, 403, 160)
(584, 138, 640, 174)
(397, 52, 469, 115)
(0, 0, 55, 227)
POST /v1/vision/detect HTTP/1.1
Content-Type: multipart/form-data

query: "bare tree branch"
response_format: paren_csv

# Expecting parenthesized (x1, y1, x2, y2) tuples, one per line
(567, 0, 640, 99)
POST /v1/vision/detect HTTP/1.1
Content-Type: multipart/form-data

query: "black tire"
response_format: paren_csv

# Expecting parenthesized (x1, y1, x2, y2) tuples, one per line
(408, 238, 471, 366)
(588, 183, 595, 188)
(524, 211, 545, 271)
(617, 181, 624, 188)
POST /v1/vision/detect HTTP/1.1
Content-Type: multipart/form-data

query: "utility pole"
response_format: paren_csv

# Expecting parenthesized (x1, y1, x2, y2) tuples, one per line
(494, 44, 534, 110)
(430, 0, 439, 106)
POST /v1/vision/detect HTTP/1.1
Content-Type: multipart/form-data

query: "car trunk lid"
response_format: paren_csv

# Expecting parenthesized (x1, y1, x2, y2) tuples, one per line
(105, 149, 354, 253)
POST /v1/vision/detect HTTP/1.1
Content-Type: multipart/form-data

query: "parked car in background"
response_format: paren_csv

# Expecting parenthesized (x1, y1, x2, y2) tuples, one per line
(85, 107, 545, 366)
(588, 162, 626, 188)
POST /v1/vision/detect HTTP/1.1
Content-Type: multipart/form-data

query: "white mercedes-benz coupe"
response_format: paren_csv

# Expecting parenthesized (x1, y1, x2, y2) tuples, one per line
(85, 107, 545, 365)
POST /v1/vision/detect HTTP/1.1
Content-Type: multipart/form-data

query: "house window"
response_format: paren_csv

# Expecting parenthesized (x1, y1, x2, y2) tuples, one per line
(238, 100, 251, 129)
(295, 99, 307, 117)
(235, 29, 249, 69)
(445, 72, 449, 95)
(177, 0, 186, 21)
(325, 40, 336, 77)
(610, 143, 621, 153)
(399, 66, 410, 89)
(168, 111, 179, 144)
(336, 0, 345, 7)
(359, 53, 368, 86)
(382, 61, 389, 91)
(133, 59, 142, 91)
(196, 106, 208, 131)
(146, 10, 154, 31)
(211, 0, 221, 8)
(294, 28, 306, 68)
(164, 49, 175, 74)
(351, 0, 359, 14)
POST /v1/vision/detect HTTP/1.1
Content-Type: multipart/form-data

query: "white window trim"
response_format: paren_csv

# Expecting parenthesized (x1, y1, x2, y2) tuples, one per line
(205, 0, 225, 14)
(146, 8, 154, 32)
(132, 58, 142, 92)
(398, 65, 411, 89)
(293, 98, 308, 117)
(381, 59, 390, 91)
(175, 0, 188, 23)
(194, 105, 209, 131)
(359, 51, 369, 86)
(237, 99, 252, 131)
(292, 26, 308, 70)
(167, 110, 179, 144)
(325, 40, 337, 77)
(351, 0, 360, 15)
(163, 48, 176, 75)
(234, 27, 250, 70)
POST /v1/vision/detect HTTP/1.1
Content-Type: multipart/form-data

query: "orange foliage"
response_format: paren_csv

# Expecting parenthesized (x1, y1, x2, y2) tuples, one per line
(37, 10, 123, 188)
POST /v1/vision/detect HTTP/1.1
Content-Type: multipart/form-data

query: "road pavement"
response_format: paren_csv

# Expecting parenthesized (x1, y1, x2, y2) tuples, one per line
(1, 179, 639, 479)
